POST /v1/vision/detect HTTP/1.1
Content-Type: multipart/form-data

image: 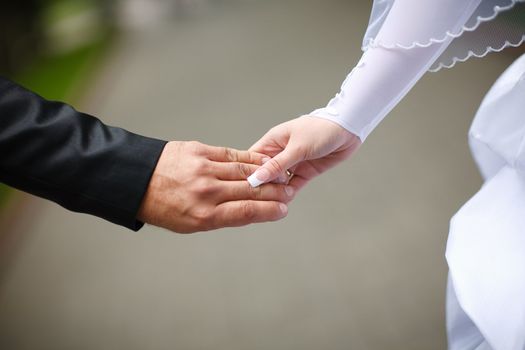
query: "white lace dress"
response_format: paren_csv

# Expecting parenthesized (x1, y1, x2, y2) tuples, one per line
(310, 1, 525, 348)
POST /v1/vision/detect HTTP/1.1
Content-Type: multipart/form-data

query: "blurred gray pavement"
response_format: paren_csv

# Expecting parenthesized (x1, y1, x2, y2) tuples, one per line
(0, 1, 518, 349)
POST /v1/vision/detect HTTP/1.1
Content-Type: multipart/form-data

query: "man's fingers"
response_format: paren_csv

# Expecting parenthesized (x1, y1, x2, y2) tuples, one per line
(212, 201, 288, 228)
(217, 181, 293, 203)
(205, 145, 266, 165)
(213, 161, 296, 184)
(247, 146, 304, 187)
(213, 162, 260, 181)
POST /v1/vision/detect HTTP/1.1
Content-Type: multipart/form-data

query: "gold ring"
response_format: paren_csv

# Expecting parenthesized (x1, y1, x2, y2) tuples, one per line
(286, 169, 295, 181)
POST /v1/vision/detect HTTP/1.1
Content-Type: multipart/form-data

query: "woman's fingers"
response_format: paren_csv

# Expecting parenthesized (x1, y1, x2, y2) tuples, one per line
(263, 158, 295, 184)
(212, 200, 288, 228)
(247, 145, 305, 187)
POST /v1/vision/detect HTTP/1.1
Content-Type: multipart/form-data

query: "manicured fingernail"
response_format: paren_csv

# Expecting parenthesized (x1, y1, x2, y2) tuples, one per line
(247, 168, 271, 188)
(279, 203, 288, 215)
(285, 186, 294, 197)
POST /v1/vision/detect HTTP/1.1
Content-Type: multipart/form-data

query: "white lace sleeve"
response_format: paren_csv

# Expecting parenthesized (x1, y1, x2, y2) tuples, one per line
(310, 0, 525, 141)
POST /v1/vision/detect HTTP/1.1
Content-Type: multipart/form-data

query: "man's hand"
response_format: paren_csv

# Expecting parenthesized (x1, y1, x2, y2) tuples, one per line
(137, 141, 294, 233)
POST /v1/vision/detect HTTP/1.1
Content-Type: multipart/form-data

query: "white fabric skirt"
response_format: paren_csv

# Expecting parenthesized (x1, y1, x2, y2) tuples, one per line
(446, 53, 525, 350)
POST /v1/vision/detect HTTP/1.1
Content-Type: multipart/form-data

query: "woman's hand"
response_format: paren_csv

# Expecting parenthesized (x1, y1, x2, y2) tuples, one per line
(248, 116, 361, 191)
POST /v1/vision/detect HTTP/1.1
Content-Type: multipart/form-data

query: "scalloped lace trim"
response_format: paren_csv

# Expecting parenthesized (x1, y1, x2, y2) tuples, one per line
(361, 0, 524, 51)
(429, 35, 525, 72)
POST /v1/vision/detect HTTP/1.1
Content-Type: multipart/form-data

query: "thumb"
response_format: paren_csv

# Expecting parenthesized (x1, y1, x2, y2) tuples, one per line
(247, 145, 304, 188)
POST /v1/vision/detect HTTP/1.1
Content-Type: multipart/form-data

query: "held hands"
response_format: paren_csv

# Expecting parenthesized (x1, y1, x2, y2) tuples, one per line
(138, 141, 294, 233)
(248, 116, 361, 191)
(138, 117, 359, 234)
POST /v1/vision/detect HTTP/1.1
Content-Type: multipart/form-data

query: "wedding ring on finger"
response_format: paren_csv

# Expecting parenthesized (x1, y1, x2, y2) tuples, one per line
(285, 169, 295, 184)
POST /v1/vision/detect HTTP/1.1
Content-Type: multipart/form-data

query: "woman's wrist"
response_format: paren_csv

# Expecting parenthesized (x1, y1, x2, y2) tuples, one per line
(303, 114, 362, 146)
(305, 112, 364, 143)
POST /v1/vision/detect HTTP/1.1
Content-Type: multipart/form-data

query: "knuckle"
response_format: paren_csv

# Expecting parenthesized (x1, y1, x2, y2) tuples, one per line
(192, 207, 214, 227)
(187, 141, 204, 154)
(268, 125, 281, 135)
(245, 151, 257, 164)
(193, 178, 216, 197)
(237, 163, 251, 179)
(267, 159, 285, 174)
(250, 185, 263, 200)
(193, 158, 209, 173)
(223, 147, 237, 162)
(241, 201, 257, 221)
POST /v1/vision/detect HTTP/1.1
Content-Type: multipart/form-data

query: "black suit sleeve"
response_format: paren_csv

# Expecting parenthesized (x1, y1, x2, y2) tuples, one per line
(0, 77, 167, 231)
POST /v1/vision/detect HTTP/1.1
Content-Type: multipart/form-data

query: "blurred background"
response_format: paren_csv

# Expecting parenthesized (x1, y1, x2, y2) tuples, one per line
(0, 1, 523, 349)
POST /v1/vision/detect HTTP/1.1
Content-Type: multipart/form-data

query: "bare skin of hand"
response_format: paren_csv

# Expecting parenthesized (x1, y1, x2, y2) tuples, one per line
(137, 141, 294, 233)
(249, 116, 361, 191)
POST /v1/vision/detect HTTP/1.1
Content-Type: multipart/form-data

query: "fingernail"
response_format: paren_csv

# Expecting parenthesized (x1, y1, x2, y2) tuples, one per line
(279, 203, 288, 215)
(285, 186, 294, 197)
(247, 168, 271, 188)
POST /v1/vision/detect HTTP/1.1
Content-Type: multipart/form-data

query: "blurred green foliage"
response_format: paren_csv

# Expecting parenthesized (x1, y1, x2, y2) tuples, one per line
(16, 34, 112, 101)
(1, 0, 115, 76)
(44, 0, 98, 22)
